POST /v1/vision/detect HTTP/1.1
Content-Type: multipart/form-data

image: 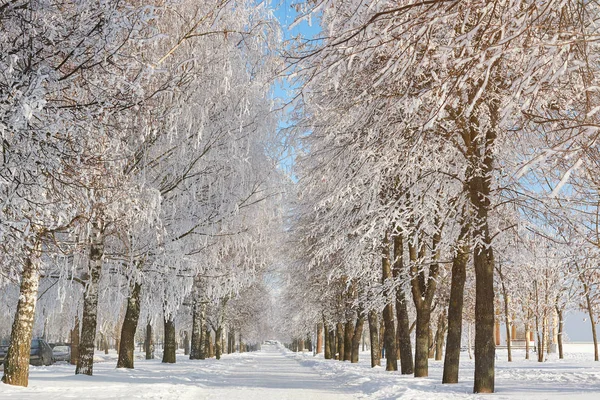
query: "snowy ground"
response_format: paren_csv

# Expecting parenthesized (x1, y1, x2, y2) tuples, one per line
(1, 343, 600, 399)
(291, 343, 600, 399)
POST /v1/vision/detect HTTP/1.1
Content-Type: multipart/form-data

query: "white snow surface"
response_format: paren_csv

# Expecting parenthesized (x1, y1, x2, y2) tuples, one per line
(1, 343, 600, 399)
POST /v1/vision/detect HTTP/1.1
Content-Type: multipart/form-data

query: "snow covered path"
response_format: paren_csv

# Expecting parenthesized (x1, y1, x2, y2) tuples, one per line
(0, 344, 358, 400)
(187, 344, 358, 399)
(3, 343, 600, 399)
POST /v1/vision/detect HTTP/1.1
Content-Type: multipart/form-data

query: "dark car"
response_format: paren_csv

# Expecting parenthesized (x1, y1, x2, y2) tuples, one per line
(0, 338, 54, 366)
(51, 344, 71, 362)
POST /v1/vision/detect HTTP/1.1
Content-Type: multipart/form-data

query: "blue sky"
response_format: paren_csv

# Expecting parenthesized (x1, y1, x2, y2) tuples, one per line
(271, 0, 321, 41)
(271, 0, 321, 102)
(270, 1, 322, 178)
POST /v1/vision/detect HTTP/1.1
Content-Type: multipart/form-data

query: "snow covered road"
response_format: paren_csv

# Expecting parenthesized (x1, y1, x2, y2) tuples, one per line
(0, 344, 359, 400)
(182, 344, 359, 400)
(3, 343, 600, 399)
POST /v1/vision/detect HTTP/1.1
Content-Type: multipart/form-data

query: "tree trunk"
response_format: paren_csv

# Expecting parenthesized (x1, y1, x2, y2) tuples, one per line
(206, 327, 213, 358)
(190, 300, 202, 359)
(525, 323, 530, 360)
(536, 313, 544, 362)
(162, 316, 176, 363)
(1, 239, 42, 387)
(351, 313, 364, 363)
(435, 313, 446, 361)
(71, 317, 80, 365)
(103, 333, 109, 355)
(145, 322, 154, 359)
(469, 172, 496, 393)
(443, 226, 469, 384)
(582, 277, 599, 361)
(393, 234, 414, 375)
(343, 320, 353, 361)
(76, 221, 105, 376)
(504, 295, 512, 362)
(199, 305, 206, 359)
(409, 224, 441, 378)
(498, 265, 512, 362)
(467, 323, 473, 360)
(316, 323, 323, 354)
(117, 282, 142, 369)
(382, 234, 398, 371)
(226, 331, 231, 354)
(368, 310, 381, 367)
(328, 327, 336, 360)
(215, 326, 223, 360)
(413, 307, 432, 377)
(379, 316, 385, 360)
(184, 331, 190, 356)
(323, 320, 332, 359)
(587, 296, 599, 362)
(362, 332, 366, 352)
(336, 322, 344, 361)
(556, 307, 564, 359)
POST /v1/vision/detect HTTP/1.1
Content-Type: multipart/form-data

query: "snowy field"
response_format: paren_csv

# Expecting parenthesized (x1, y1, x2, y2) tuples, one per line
(1, 343, 600, 399)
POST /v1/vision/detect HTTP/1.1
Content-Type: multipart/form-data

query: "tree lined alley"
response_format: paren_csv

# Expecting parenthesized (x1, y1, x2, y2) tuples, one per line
(2, 0, 600, 397)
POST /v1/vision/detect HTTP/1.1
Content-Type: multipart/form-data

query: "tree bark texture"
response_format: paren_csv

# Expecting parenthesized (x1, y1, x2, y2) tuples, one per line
(443, 226, 469, 384)
(71, 317, 80, 365)
(102, 332, 109, 354)
(184, 331, 190, 355)
(382, 234, 398, 371)
(206, 327, 213, 358)
(469, 173, 496, 393)
(379, 317, 385, 360)
(556, 307, 564, 359)
(145, 322, 154, 359)
(190, 300, 202, 359)
(76, 222, 105, 376)
(323, 320, 332, 359)
(336, 322, 344, 361)
(428, 328, 435, 359)
(228, 330, 235, 354)
(1, 239, 42, 387)
(409, 229, 440, 378)
(392, 234, 414, 375)
(435, 313, 446, 361)
(343, 320, 353, 361)
(317, 322, 324, 354)
(368, 310, 381, 367)
(162, 317, 176, 363)
(215, 326, 223, 360)
(525, 322, 530, 360)
(351, 313, 364, 363)
(414, 307, 432, 376)
(503, 293, 512, 362)
(117, 282, 142, 369)
(199, 305, 206, 359)
(498, 264, 512, 362)
(329, 328, 336, 360)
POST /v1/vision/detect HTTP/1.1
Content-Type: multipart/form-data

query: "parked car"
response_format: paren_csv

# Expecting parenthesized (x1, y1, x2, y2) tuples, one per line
(0, 338, 54, 366)
(52, 345, 71, 362)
